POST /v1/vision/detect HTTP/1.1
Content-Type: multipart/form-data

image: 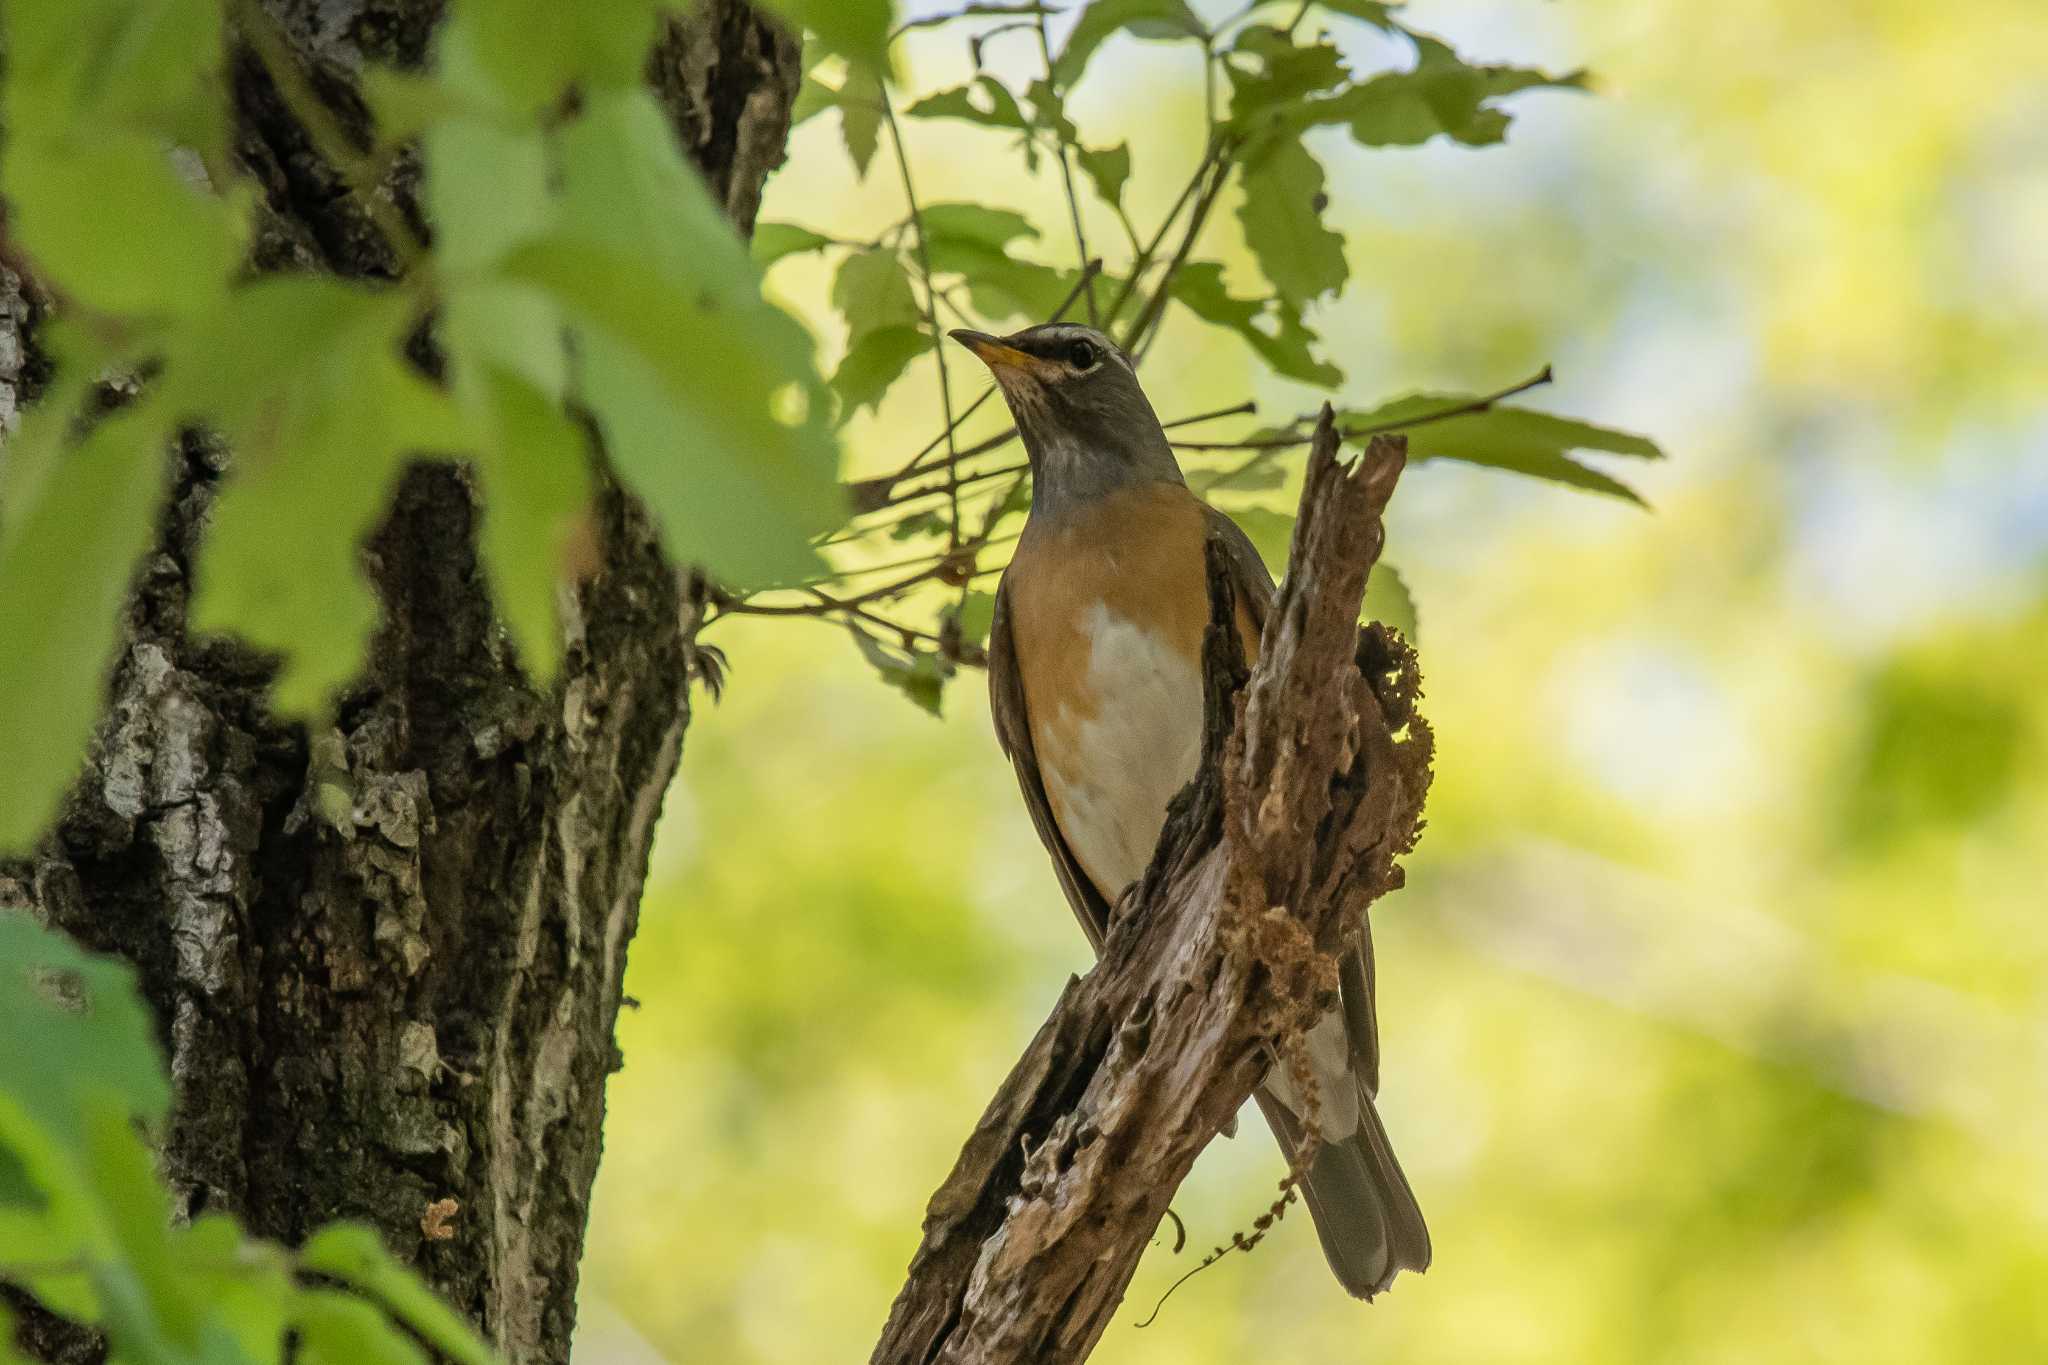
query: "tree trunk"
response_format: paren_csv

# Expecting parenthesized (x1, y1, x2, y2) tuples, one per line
(0, 4, 800, 1363)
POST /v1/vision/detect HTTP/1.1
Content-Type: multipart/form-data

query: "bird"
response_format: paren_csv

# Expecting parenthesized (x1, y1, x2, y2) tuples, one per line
(950, 320, 1431, 1300)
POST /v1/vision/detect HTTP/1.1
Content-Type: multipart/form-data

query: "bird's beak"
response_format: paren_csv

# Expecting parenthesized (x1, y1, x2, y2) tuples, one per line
(948, 329, 1043, 378)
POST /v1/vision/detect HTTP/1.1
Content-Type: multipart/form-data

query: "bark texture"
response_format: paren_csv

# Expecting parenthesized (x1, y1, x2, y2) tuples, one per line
(0, 4, 801, 1363)
(871, 417, 1431, 1365)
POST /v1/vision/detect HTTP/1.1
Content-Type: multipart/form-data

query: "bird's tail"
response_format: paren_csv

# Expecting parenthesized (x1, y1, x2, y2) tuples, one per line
(1255, 1070, 1430, 1299)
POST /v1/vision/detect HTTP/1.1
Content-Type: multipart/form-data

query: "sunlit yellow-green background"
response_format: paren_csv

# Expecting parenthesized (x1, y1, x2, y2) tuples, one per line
(575, 0, 2048, 1359)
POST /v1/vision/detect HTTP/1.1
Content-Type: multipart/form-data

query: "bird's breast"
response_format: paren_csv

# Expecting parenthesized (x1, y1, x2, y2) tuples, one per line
(1003, 483, 1242, 901)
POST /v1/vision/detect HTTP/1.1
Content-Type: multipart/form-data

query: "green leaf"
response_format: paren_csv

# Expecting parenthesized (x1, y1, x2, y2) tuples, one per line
(1317, 0, 1401, 30)
(1076, 142, 1132, 208)
(463, 372, 594, 680)
(1222, 504, 1294, 576)
(437, 0, 667, 108)
(1053, 0, 1208, 86)
(180, 282, 468, 716)
(832, 324, 929, 422)
(515, 90, 843, 589)
(753, 222, 838, 267)
(757, 0, 894, 74)
(1362, 560, 1418, 642)
(1170, 261, 1342, 386)
(2, 0, 225, 151)
(888, 510, 948, 541)
(850, 630, 949, 716)
(0, 401, 173, 853)
(296, 1291, 431, 1365)
(1320, 35, 1585, 148)
(0, 916, 170, 1142)
(1237, 137, 1348, 306)
(298, 1224, 494, 1365)
(1226, 26, 1350, 126)
(1, 134, 241, 318)
(1188, 449, 1286, 495)
(832, 248, 921, 332)
(176, 1214, 294, 1364)
(838, 66, 886, 178)
(1345, 395, 1660, 502)
(904, 77, 1032, 133)
(920, 204, 1039, 249)
(424, 116, 554, 274)
(948, 591, 998, 650)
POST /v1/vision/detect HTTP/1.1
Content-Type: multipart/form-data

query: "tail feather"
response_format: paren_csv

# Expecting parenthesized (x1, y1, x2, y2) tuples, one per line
(1254, 1082, 1430, 1299)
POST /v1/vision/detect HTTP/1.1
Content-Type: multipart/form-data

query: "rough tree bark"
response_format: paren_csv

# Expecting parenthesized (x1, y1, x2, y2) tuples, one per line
(0, 4, 800, 1363)
(871, 416, 1431, 1365)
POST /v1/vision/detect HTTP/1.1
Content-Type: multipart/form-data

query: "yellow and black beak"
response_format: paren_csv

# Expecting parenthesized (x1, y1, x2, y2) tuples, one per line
(949, 329, 1052, 380)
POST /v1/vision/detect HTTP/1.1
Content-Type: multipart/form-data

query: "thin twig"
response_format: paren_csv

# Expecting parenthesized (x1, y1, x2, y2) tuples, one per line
(880, 89, 965, 546)
(1169, 365, 1555, 451)
(1036, 14, 1098, 326)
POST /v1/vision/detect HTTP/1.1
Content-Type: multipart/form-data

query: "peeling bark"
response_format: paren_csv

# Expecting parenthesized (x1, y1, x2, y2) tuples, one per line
(871, 416, 1431, 1365)
(0, 5, 800, 1364)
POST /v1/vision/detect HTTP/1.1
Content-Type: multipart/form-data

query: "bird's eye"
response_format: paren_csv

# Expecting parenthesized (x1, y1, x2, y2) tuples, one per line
(1066, 339, 1100, 370)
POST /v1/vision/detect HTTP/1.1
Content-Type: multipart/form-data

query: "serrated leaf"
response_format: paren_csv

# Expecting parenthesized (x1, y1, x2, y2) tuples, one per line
(519, 89, 842, 589)
(838, 66, 885, 178)
(757, 0, 893, 74)
(1346, 395, 1660, 502)
(1321, 34, 1585, 148)
(1076, 142, 1131, 207)
(1363, 560, 1418, 642)
(0, 401, 173, 853)
(1226, 26, 1350, 126)
(851, 629, 949, 716)
(753, 222, 837, 267)
(1237, 138, 1348, 306)
(1170, 261, 1342, 385)
(905, 77, 1033, 134)
(299, 1224, 495, 1365)
(1053, 0, 1207, 86)
(833, 324, 929, 422)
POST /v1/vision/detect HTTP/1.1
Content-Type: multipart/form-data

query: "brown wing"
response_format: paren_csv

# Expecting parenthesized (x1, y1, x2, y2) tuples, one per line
(1201, 502, 1383, 1092)
(988, 577, 1113, 952)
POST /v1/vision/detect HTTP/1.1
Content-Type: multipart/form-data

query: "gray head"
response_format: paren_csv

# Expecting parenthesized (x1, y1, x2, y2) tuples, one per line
(948, 322, 1184, 521)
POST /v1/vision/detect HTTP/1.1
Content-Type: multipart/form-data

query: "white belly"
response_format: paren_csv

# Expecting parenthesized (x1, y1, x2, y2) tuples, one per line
(1034, 602, 1204, 900)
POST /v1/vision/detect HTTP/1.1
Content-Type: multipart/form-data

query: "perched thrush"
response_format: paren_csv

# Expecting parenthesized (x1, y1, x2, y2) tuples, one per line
(953, 322, 1430, 1299)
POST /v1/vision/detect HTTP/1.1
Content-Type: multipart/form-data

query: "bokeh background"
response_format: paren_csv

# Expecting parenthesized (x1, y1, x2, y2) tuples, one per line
(575, 0, 2048, 1360)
